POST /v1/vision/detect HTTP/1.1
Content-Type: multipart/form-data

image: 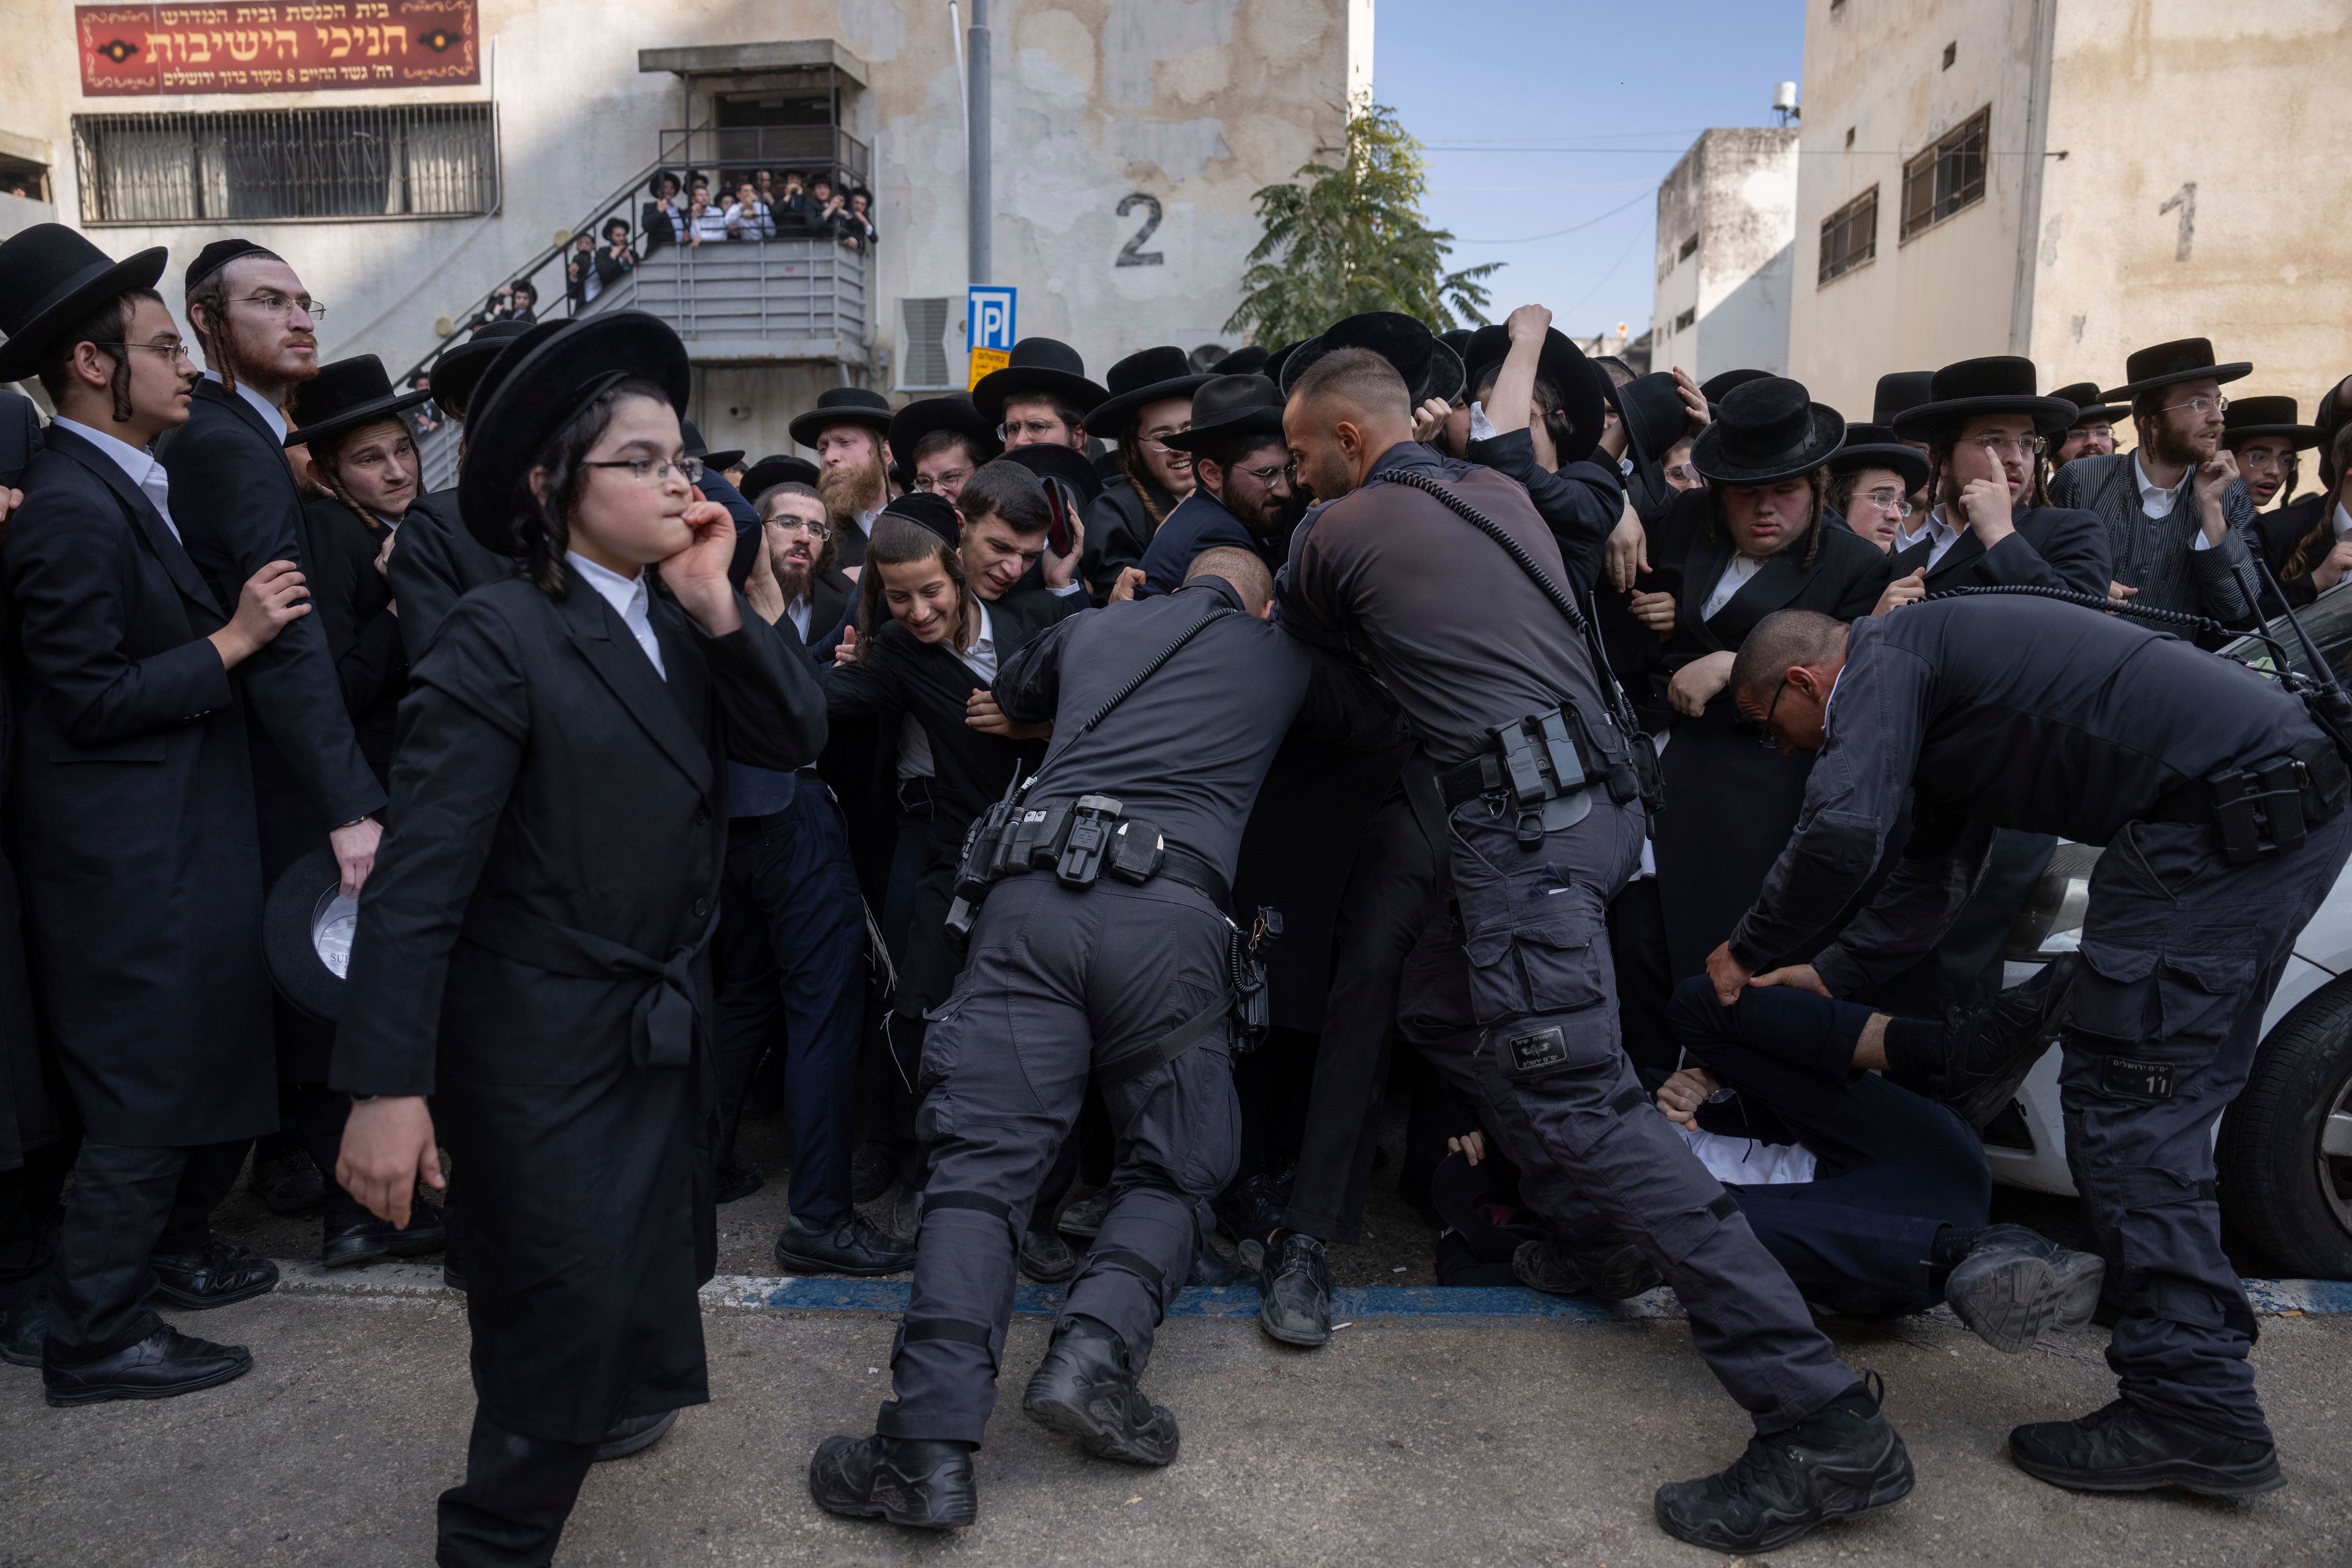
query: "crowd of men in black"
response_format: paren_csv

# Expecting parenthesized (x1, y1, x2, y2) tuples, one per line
(0, 211, 2348, 1562)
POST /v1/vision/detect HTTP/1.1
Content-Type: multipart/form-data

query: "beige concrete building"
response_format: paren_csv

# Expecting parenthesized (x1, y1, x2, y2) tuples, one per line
(0, 0, 1370, 459)
(1787, 0, 2350, 425)
(1646, 128, 1798, 383)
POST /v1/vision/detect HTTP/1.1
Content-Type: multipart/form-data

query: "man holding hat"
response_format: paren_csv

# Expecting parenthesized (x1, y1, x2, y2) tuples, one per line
(2049, 337, 2260, 622)
(1077, 346, 1215, 601)
(0, 225, 313, 1402)
(1458, 305, 1626, 593)
(790, 386, 897, 568)
(2049, 381, 2130, 469)
(1133, 373, 1297, 595)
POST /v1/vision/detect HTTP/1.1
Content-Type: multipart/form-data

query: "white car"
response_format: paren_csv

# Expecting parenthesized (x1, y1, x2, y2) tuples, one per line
(1992, 587, 2352, 1280)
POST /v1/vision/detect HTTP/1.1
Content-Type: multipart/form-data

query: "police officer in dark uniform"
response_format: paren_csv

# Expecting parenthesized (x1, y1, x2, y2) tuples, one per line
(808, 548, 1395, 1529)
(1717, 594, 2352, 1498)
(1279, 345, 1913, 1556)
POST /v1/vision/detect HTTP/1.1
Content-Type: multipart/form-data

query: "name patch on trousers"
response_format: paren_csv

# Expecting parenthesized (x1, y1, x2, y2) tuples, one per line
(1507, 1026, 1569, 1075)
(2100, 1055, 2176, 1098)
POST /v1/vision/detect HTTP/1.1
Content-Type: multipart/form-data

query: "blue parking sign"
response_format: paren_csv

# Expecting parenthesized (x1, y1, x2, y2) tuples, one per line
(968, 287, 1017, 353)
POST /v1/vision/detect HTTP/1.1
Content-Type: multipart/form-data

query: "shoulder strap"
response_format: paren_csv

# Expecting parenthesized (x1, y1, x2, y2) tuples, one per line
(1072, 594, 1230, 737)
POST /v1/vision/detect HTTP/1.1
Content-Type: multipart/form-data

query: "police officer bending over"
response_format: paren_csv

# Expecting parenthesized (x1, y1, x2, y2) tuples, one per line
(809, 546, 1398, 1529)
(1717, 595, 2352, 1498)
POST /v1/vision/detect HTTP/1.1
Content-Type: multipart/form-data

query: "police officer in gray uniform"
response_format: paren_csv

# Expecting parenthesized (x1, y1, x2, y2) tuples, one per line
(808, 548, 1395, 1529)
(1717, 593, 2352, 1498)
(1280, 345, 1915, 1556)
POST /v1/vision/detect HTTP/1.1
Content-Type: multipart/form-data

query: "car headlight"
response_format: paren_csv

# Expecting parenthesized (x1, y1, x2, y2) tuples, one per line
(2003, 842, 2101, 961)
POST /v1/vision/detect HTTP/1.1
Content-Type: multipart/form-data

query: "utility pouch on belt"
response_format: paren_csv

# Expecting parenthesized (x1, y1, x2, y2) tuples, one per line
(1439, 696, 1650, 847)
(1231, 907, 1283, 1050)
(2169, 738, 2349, 866)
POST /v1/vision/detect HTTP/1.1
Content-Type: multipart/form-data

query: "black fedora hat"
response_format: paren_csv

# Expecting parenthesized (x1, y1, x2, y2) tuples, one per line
(2221, 396, 2320, 451)
(2050, 381, 2129, 427)
(1891, 356, 2079, 443)
(1261, 339, 1306, 390)
(679, 418, 744, 474)
(1280, 312, 1466, 407)
(1086, 346, 1219, 438)
(263, 847, 358, 1023)
(1615, 371, 1698, 496)
(1216, 344, 1269, 377)
(739, 453, 820, 503)
(1163, 374, 1287, 453)
(878, 489, 961, 546)
(0, 223, 168, 384)
(1871, 371, 1937, 429)
(1461, 324, 1607, 466)
(285, 355, 434, 450)
(1000, 440, 1103, 507)
(971, 337, 1110, 426)
(1828, 423, 1932, 494)
(1691, 377, 1845, 486)
(1699, 367, 1771, 407)
(459, 312, 692, 554)
(787, 386, 894, 451)
(429, 318, 533, 420)
(453, 320, 571, 453)
(888, 395, 1001, 469)
(2102, 337, 2252, 402)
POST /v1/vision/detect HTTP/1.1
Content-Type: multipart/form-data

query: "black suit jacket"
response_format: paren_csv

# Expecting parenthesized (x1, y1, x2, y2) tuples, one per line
(4, 424, 275, 1145)
(304, 497, 406, 781)
(2254, 493, 2332, 609)
(390, 486, 518, 664)
(1884, 502, 2111, 597)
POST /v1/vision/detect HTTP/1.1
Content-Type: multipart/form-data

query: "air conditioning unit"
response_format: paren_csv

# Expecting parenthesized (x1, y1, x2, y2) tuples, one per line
(895, 296, 956, 391)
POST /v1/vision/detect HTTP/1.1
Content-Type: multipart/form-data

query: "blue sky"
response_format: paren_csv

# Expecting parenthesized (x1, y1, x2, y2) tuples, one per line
(1373, 0, 1807, 342)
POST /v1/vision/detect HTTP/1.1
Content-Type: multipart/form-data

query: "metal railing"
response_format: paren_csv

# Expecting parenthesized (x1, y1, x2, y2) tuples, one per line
(654, 124, 871, 193)
(73, 104, 498, 225)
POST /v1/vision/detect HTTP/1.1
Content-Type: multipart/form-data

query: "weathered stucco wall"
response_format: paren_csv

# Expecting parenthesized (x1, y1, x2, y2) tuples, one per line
(1648, 128, 1796, 383)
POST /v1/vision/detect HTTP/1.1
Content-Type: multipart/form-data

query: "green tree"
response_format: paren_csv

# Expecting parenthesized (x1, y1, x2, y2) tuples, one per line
(1225, 99, 1498, 346)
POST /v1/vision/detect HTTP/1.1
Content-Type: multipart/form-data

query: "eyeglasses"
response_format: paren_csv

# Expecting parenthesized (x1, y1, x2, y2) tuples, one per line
(2160, 395, 2230, 420)
(767, 515, 833, 541)
(1237, 460, 1296, 484)
(913, 470, 970, 494)
(233, 290, 324, 321)
(89, 337, 192, 361)
(1751, 677, 1790, 749)
(583, 454, 703, 484)
(998, 418, 1071, 442)
(1964, 434, 2045, 458)
(1664, 463, 1702, 486)
(1857, 488, 1913, 517)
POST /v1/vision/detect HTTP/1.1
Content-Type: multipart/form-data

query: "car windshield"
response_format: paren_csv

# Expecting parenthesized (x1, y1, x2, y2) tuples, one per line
(2220, 578, 2352, 690)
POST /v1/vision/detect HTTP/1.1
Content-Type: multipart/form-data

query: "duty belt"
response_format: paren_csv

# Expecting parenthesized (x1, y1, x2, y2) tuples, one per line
(989, 842, 1232, 911)
(2143, 737, 2350, 864)
(1435, 697, 1657, 846)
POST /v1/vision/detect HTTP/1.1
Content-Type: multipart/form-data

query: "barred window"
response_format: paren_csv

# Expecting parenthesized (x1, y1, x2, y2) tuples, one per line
(73, 104, 498, 225)
(1900, 107, 1988, 241)
(1673, 307, 1696, 333)
(1818, 186, 1878, 284)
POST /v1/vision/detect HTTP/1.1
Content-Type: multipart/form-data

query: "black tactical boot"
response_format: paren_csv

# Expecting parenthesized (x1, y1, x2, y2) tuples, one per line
(1912, 956, 2079, 1128)
(1258, 1232, 1332, 1348)
(1017, 1227, 1079, 1283)
(1939, 1224, 2105, 1351)
(1021, 1315, 1180, 1466)
(2009, 1400, 2283, 1495)
(808, 1433, 978, 1528)
(1654, 1374, 1915, 1553)
(1056, 1191, 1110, 1242)
(1212, 1172, 1284, 1251)
(1512, 1236, 1662, 1300)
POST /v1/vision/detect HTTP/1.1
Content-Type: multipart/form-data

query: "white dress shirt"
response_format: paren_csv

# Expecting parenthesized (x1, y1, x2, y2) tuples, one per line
(785, 592, 812, 643)
(952, 601, 998, 682)
(2135, 451, 2220, 552)
(53, 418, 182, 543)
(1891, 505, 1962, 570)
(201, 369, 288, 442)
(1699, 552, 1766, 621)
(566, 551, 665, 679)
(2334, 502, 2352, 542)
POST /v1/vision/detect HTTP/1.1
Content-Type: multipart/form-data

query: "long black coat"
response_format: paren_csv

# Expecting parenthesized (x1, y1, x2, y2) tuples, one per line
(1884, 503, 2111, 597)
(4, 425, 274, 1147)
(388, 485, 518, 663)
(1080, 470, 1181, 602)
(303, 498, 407, 782)
(2254, 493, 2332, 609)
(1648, 491, 1891, 977)
(332, 574, 824, 1443)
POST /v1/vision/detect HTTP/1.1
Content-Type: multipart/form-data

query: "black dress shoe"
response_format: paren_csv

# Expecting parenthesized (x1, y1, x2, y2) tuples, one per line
(43, 1324, 252, 1407)
(1259, 1233, 1332, 1347)
(0, 1297, 48, 1368)
(715, 1160, 765, 1205)
(1941, 1224, 2105, 1352)
(1188, 1237, 1251, 1287)
(1654, 1375, 1916, 1553)
(1022, 1316, 1180, 1465)
(1512, 1236, 1661, 1300)
(594, 1408, 679, 1461)
(1921, 956, 2079, 1128)
(809, 1433, 977, 1528)
(849, 1142, 900, 1205)
(149, 1236, 279, 1310)
(2009, 1399, 2284, 1495)
(1213, 1174, 1284, 1250)
(774, 1213, 916, 1277)
(1056, 1191, 1109, 1242)
(1017, 1227, 1078, 1284)
(247, 1144, 327, 1216)
(322, 1199, 448, 1268)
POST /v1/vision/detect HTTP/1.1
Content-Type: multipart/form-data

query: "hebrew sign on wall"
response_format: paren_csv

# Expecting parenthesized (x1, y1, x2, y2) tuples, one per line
(77, 0, 479, 94)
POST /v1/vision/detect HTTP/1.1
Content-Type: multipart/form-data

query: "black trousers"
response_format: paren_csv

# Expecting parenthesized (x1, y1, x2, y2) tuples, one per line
(288, 1080, 369, 1232)
(437, 1406, 598, 1568)
(46, 1139, 246, 1360)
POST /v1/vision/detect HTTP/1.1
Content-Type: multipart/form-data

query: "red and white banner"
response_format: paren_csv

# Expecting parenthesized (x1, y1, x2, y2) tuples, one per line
(77, 0, 480, 95)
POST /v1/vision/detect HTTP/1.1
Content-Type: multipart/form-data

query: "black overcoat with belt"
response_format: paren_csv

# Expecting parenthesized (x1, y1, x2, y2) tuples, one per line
(4, 424, 274, 1147)
(1648, 489, 1891, 978)
(330, 573, 825, 1444)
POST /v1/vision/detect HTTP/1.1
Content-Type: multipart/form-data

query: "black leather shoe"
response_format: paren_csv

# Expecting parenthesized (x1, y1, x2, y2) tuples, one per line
(1057, 1192, 1110, 1242)
(594, 1408, 678, 1462)
(2010, 1399, 2283, 1495)
(774, 1214, 916, 1277)
(322, 1199, 448, 1268)
(1017, 1227, 1079, 1284)
(1188, 1237, 1251, 1287)
(1021, 1316, 1180, 1465)
(1924, 956, 2079, 1128)
(149, 1237, 279, 1310)
(850, 1142, 900, 1205)
(1942, 1224, 2105, 1352)
(1512, 1236, 1661, 1300)
(1655, 1374, 1915, 1553)
(1212, 1174, 1284, 1250)
(247, 1144, 327, 1216)
(43, 1325, 252, 1406)
(0, 1297, 48, 1368)
(1259, 1233, 1332, 1347)
(715, 1160, 765, 1205)
(809, 1433, 977, 1528)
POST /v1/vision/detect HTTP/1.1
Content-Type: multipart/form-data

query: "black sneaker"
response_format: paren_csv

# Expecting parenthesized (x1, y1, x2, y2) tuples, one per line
(247, 1144, 327, 1217)
(594, 1408, 678, 1462)
(2009, 1399, 2284, 1496)
(1258, 1233, 1332, 1348)
(1942, 1224, 2105, 1352)
(1512, 1237, 1661, 1300)
(715, 1160, 765, 1205)
(809, 1433, 978, 1528)
(149, 1237, 279, 1310)
(322, 1197, 448, 1268)
(775, 1214, 916, 1277)
(1654, 1375, 1915, 1553)
(1923, 956, 2079, 1128)
(1057, 1192, 1110, 1242)
(1018, 1227, 1079, 1283)
(1021, 1316, 1180, 1465)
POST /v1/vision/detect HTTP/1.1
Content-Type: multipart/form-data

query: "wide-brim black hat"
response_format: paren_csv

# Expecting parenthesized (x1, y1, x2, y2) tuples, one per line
(1162, 374, 1287, 453)
(739, 453, 820, 502)
(1000, 441, 1104, 507)
(1871, 371, 1937, 429)
(1699, 367, 1771, 407)
(431, 319, 537, 421)
(888, 395, 1001, 467)
(1087, 345, 1219, 437)
(285, 354, 434, 450)
(788, 386, 894, 451)
(1892, 356, 2079, 443)
(1461, 324, 1606, 466)
(2050, 381, 2128, 427)
(679, 418, 743, 473)
(0, 224, 168, 384)
(2101, 337, 2252, 402)
(1615, 371, 1697, 497)
(2220, 395, 2320, 451)
(970, 337, 1110, 426)
(1261, 340, 1306, 391)
(1691, 376, 1845, 485)
(459, 312, 692, 554)
(263, 847, 357, 1023)
(1215, 344, 1270, 377)
(1280, 312, 1466, 407)
(1828, 423, 1932, 492)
